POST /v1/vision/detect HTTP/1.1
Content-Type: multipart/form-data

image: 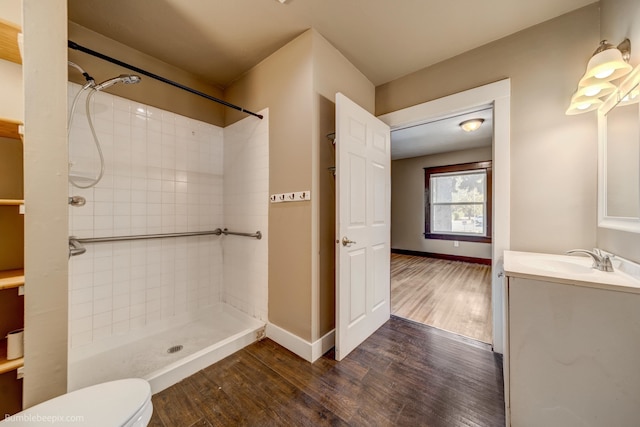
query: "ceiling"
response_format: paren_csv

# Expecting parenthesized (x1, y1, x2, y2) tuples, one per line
(391, 107, 493, 160)
(68, 0, 593, 159)
(67, 0, 596, 89)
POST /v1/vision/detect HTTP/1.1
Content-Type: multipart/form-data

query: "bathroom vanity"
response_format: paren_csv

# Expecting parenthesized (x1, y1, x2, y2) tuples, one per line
(503, 251, 640, 427)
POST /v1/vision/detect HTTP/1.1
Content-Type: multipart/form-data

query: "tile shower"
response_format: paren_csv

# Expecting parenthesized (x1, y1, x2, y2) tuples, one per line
(67, 82, 268, 392)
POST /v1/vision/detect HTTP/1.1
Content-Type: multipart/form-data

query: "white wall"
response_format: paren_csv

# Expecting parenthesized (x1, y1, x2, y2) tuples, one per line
(223, 109, 269, 322)
(391, 146, 493, 259)
(68, 83, 224, 349)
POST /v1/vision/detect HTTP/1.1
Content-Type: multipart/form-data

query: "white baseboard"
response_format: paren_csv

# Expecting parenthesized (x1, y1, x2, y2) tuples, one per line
(266, 322, 335, 363)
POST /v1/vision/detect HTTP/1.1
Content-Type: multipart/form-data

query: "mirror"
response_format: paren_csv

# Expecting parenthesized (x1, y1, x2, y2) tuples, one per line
(606, 101, 639, 217)
(598, 68, 640, 233)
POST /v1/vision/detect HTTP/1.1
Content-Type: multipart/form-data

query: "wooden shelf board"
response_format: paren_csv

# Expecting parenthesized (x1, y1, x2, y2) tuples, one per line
(0, 340, 23, 374)
(0, 18, 21, 65)
(0, 117, 23, 140)
(0, 199, 24, 206)
(0, 269, 24, 290)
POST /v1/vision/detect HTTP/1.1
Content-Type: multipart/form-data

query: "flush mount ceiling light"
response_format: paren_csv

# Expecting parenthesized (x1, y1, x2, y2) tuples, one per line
(567, 39, 633, 115)
(459, 118, 484, 132)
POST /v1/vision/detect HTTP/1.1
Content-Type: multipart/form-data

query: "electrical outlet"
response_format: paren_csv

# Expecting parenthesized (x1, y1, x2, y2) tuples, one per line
(453, 241, 459, 247)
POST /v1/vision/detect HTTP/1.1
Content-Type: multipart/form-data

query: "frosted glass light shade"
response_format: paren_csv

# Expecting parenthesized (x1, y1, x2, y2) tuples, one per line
(565, 96, 603, 115)
(579, 48, 632, 87)
(459, 118, 484, 132)
(572, 81, 617, 103)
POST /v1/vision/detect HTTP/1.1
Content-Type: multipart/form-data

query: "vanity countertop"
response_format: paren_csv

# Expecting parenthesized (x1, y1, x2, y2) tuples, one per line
(504, 250, 640, 294)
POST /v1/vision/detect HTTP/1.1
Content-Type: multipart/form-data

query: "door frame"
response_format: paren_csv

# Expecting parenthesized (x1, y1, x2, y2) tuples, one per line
(378, 79, 510, 354)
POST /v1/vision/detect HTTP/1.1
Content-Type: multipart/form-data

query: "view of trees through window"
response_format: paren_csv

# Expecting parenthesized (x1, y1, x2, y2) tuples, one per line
(424, 160, 492, 243)
(431, 171, 486, 235)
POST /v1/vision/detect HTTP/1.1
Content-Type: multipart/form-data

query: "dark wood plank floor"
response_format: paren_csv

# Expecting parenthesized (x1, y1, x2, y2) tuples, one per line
(150, 316, 505, 427)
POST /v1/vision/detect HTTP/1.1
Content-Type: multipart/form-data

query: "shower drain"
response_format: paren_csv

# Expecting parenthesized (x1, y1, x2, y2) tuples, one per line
(167, 345, 183, 354)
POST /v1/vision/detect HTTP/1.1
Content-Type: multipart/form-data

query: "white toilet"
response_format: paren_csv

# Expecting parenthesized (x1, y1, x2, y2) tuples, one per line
(1, 378, 153, 426)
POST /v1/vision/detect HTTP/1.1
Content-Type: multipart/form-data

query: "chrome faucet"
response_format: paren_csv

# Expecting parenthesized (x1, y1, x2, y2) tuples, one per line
(566, 248, 614, 272)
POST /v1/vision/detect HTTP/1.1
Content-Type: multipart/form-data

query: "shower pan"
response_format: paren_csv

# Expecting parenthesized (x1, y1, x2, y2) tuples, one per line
(69, 304, 264, 393)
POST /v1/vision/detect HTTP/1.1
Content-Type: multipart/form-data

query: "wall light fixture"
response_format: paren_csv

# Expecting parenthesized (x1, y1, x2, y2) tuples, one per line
(566, 39, 633, 115)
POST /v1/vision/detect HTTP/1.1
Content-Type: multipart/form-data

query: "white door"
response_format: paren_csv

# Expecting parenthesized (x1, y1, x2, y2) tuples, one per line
(335, 93, 391, 361)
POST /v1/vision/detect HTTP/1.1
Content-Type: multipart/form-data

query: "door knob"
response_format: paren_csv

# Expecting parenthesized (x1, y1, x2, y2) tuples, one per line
(342, 236, 356, 247)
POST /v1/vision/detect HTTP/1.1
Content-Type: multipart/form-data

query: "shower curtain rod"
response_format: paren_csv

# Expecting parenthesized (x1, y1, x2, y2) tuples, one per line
(67, 40, 263, 120)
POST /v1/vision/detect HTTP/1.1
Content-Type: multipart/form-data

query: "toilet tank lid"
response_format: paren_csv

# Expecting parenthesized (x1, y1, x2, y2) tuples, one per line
(3, 378, 151, 426)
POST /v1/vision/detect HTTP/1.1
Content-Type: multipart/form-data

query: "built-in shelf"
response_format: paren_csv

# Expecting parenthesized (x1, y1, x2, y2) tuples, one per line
(0, 339, 23, 375)
(0, 269, 24, 291)
(0, 11, 23, 409)
(0, 117, 23, 141)
(0, 18, 21, 65)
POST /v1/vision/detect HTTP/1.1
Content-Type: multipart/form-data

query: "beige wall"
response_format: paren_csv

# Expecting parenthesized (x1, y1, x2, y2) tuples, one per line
(23, 0, 68, 406)
(391, 147, 493, 259)
(68, 22, 224, 127)
(0, 62, 22, 121)
(0, 0, 21, 23)
(225, 29, 374, 343)
(225, 31, 315, 340)
(377, 4, 601, 256)
(311, 30, 375, 340)
(597, 0, 640, 263)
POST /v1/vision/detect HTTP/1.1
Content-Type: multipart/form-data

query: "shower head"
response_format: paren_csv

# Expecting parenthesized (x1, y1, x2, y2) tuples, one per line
(94, 74, 141, 91)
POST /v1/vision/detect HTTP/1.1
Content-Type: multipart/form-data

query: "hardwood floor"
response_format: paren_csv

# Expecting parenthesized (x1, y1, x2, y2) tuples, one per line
(391, 253, 492, 343)
(150, 316, 505, 427)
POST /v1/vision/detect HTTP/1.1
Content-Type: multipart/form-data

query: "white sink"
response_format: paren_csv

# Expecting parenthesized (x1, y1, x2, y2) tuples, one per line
(504, 251, 640, 293)
(518, 255, 594, 275)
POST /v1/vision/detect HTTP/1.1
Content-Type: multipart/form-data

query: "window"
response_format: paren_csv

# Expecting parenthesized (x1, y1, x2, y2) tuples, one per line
(424, 161, 492, 243)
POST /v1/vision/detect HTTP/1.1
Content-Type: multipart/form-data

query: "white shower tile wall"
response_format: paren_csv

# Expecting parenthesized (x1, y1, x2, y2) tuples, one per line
(223, 109, 269, 322)
(68, 82, 224, 349)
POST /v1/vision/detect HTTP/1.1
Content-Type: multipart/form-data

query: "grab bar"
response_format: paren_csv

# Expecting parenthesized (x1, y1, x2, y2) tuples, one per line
(221, 228, 262, 240)
(68, 238, 87, 258)
(69, 227, 262, 257)
(72, 229, 223, 244)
